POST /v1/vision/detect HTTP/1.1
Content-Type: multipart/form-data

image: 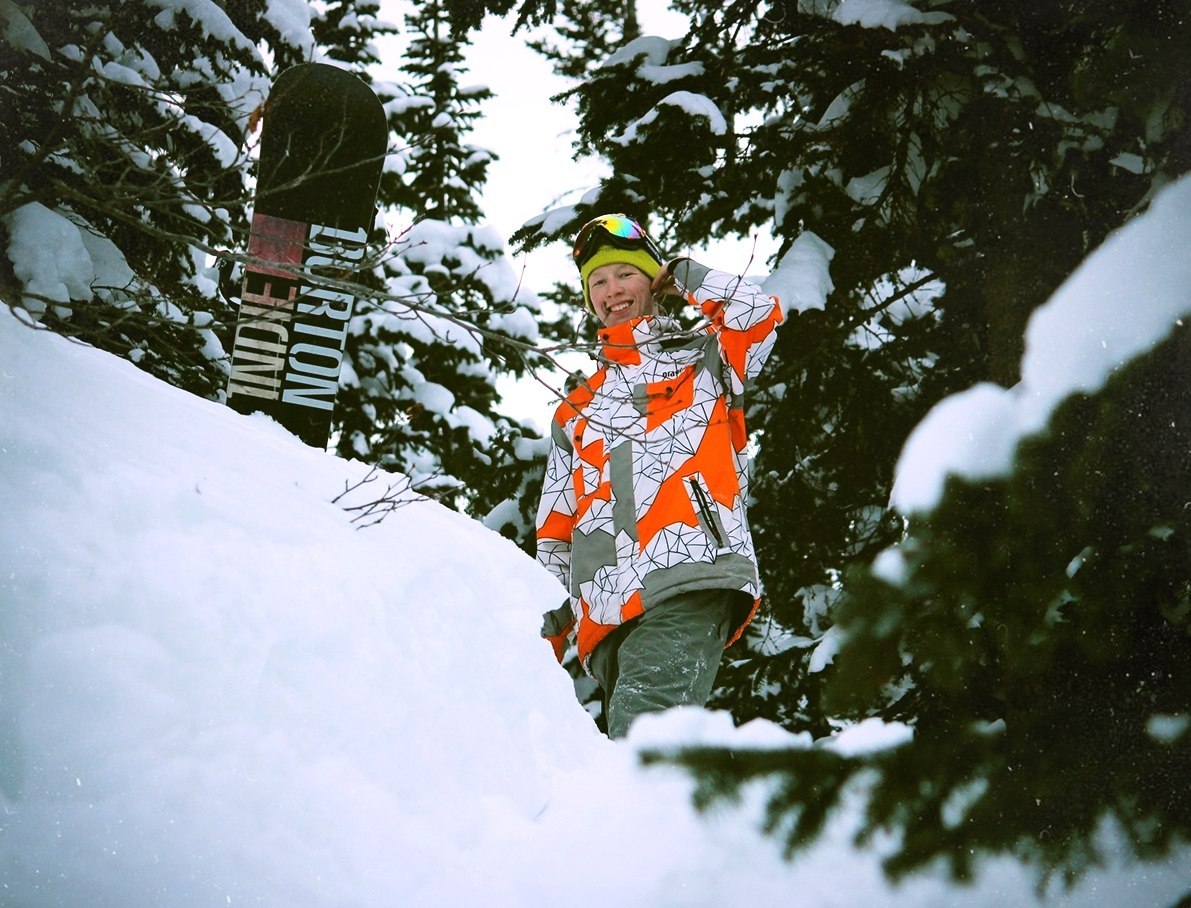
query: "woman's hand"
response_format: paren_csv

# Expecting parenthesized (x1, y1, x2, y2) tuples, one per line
(651, 259, 685, 299)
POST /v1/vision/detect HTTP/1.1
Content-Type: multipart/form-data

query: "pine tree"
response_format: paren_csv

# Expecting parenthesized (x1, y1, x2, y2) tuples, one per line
(515, 0, 1189, 719)
(646, 312, 1190, 889)
(512, 0, 1190, 884)
(526, 0, 641, 80)
(333, 0, 545, 531)
(0, 1, 397, 397)
(0, 0, 305, 397)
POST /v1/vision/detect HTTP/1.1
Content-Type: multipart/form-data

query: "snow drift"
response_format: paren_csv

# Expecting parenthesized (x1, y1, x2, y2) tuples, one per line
(3, 188, 1189, 908)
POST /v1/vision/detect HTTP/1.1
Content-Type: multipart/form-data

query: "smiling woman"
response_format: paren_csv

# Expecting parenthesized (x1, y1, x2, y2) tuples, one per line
(535, 212, 786, 739)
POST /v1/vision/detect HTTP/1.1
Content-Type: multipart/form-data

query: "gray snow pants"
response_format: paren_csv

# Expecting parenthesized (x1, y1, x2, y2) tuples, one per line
(588, 588, 743, 740)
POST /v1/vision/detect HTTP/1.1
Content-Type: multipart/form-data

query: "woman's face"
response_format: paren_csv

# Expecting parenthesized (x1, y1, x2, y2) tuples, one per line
(587, 262, 656, 327)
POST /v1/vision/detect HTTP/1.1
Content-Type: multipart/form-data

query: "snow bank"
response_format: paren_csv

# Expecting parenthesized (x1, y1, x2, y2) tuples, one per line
(1, 309, 1185, 906)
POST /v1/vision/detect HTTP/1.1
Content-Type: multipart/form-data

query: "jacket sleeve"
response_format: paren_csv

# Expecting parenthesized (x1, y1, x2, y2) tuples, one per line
(670, 257, 784, 388)
(535, 409, 577, 660)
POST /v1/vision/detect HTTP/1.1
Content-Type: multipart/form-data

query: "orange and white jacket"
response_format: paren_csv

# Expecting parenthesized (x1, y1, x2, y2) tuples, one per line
(536, 259, 784, 670)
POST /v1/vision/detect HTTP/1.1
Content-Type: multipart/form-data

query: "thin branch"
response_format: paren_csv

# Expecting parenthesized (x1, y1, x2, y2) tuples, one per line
(332, 465, 422, 528)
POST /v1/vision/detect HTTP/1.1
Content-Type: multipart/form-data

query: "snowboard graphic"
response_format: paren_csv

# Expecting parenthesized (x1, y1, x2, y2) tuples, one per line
(225, 62, 387, 448)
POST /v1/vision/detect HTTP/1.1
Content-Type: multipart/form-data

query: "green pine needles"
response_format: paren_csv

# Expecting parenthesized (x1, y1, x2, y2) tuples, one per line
(644, 323, 1190, 889)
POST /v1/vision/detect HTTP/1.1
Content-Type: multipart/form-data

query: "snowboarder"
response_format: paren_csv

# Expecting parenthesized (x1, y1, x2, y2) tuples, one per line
(536, 213, 784, 738)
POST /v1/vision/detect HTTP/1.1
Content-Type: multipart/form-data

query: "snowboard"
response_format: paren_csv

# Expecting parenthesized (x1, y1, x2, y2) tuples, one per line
(225, 62, 387, 448)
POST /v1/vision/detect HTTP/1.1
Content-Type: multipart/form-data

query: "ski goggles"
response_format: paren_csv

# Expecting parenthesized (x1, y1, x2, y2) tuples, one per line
(571, 214, 663, 269)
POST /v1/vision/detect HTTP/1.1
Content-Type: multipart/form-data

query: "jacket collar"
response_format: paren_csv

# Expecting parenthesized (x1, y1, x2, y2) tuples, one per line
(597, 315, 681, 366)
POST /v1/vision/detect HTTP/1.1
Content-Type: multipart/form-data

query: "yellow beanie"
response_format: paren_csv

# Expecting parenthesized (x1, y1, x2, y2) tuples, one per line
(579, 245, 663, 312)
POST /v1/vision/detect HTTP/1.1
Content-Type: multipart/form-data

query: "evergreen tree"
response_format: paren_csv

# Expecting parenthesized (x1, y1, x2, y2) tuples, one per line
(510, 0, 1190, 885)
(333, 0, 545, 531)
(646, 309, 1190, 890)
(513, 0, 1188, 720)
(0, 0, 310, 397)
(526, 0, 641, 80)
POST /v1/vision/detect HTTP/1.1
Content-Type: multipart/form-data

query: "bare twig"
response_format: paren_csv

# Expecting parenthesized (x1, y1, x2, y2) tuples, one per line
(332, 465, 422, 528)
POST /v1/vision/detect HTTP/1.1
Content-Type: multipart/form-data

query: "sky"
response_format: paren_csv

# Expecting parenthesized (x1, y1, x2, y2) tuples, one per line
(2, 167, 1189, 907)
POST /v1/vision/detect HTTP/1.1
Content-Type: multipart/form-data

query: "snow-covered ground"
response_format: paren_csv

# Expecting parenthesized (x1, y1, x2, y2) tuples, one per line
(2, 176, 1189, 906)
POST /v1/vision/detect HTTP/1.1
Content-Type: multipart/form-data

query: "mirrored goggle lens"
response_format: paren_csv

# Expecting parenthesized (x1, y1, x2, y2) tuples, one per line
(572, 214, 649, 264)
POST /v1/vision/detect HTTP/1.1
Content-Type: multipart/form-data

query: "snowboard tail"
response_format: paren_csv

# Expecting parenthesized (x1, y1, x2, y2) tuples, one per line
(225, 63, 386, 448)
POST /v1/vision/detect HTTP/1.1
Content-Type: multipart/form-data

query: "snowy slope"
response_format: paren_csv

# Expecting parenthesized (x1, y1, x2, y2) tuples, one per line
(1, 309, 1186, 907)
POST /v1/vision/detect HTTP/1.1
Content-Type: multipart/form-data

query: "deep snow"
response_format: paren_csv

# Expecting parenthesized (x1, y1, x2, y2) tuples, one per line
(2, 276, 1188, 907)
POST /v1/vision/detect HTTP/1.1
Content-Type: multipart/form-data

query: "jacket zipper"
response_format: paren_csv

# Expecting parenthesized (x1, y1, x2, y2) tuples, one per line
(688, 478, 725, 548)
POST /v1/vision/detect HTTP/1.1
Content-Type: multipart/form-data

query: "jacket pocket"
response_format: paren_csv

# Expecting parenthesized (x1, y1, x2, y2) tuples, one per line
(688, 476, 728, 550)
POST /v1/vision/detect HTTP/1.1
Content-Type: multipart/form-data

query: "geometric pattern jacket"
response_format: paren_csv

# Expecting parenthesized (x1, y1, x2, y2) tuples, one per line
(536, 259, 784, 671)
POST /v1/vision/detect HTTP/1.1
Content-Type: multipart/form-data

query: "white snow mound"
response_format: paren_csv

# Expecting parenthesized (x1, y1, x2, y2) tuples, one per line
(1, 309, 1185, 907)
